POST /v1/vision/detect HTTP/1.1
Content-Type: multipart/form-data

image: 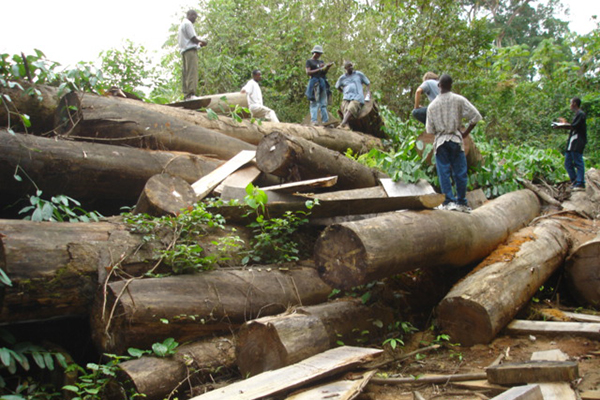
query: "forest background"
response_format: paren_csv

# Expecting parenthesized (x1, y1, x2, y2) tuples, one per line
(2, 0, 600, 198)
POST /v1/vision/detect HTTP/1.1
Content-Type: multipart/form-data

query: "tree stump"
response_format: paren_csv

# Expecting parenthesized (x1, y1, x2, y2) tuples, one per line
(133, 174, 197, 217)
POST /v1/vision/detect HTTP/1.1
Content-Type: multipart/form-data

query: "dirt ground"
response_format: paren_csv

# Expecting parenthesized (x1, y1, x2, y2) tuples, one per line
(359, 332, 600, 399)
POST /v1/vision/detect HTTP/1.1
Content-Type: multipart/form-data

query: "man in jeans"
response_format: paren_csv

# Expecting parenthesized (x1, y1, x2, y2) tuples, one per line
(426, 74, 482, 213)
(553, 97, 587, 191)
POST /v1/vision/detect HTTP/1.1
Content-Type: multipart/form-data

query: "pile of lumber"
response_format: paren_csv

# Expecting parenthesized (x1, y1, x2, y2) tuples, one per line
(1, 83, 600, 400)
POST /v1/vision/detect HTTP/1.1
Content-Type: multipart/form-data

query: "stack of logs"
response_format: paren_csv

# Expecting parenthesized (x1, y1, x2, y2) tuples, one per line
(1, 83, 600, 399)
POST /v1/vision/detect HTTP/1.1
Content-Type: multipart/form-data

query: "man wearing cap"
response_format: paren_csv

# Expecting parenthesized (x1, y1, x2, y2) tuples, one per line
(241, 69, 279, 123)
(305, 45, 334, 126)
(335, 61, 371, 130)
(178, 10, 208, 101)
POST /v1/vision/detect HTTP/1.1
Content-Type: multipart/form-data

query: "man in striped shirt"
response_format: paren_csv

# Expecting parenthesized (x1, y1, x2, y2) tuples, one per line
(426, 74, 482, 213)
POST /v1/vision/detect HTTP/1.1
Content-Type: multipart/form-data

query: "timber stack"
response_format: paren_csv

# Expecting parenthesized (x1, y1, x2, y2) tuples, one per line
(1, 83, 600, 400)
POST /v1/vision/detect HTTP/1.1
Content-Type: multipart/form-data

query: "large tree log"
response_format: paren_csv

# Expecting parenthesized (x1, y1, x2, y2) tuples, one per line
(0, 218, 251, 324)
(256, 131, 382, 190)
(0, 83, 63, 134)
(90, 267, 332, 354)
(565, 232, 600, 307)
(235, 299, 393, 377)
(0, 131, 222, 213)
(54, 92, 256, 160)
(133, 174, 197, 217)
(347, 100, 385, 138)
(314, 189, 541, 289)
(117, 336, 235, 400)
(436, 220, 570, 346)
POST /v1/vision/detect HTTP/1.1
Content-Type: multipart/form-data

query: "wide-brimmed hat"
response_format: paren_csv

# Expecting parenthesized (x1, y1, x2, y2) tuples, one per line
(311, 45, 324, 54)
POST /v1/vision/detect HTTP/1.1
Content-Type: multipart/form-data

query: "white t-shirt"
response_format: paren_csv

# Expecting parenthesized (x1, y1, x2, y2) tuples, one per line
(241, 79, 263, 108)
(178, 19, 198, 53)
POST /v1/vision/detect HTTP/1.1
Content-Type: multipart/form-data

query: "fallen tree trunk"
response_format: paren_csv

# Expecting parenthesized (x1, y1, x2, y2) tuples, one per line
(565, 232, 600, 307)
(256, 131, 382, 190)
(347, 100, 385, 138)
(117, 336, 235, 400)
(235, 299, 393, 377)
(90, 267, 332, 354)
(0, 83, 63, 134)
(314, 189, 541, 289)
(54, 92, 256, 160)
(436, 220, 570, 346)
(0, 131, 222, 212)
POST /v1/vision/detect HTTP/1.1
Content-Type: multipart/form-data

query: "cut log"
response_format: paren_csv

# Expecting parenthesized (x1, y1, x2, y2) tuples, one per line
(347, 100, 385, 138)
(117, 336, 235, 400)
(54, 92, 256, 160)
(531, 350, 577, 400)
(0, 131, 222, 213)
(505, 320, 600, 339)
(0, 83, 63, 134)
(486, 361, 579, 385)
(369, 372, 487, 385)
(436, 220, 570, 346)
(256, 131, 382, 190)
(235, 299, 393, 377)
(133, 174, 197, 217)
(489, 385, 543, 400)
(416, 132, 483, 167)
(285, 370, 376, 400)
(90, 267, 332, 354)
(565, 232, 600, 307)
(189, 346, 382, 400)
(314, 189, 541, 290)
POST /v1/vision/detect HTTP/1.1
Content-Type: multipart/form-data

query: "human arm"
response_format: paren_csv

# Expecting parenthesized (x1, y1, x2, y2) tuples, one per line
(552, 117, 571, 129)
(460, 98, 482, 138)
(414, 87, 423, 109)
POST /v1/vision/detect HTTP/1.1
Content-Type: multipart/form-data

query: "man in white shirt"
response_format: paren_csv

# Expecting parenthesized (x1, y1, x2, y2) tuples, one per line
(178, 10, 207, 101)
(426, 74, 482, 213)
(241, 70, 279, 123)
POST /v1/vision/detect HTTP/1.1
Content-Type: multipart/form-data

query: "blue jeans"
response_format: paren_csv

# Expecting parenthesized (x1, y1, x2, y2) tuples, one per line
(412, 107, 427, 125)
(564, 151, 585, 186)
(310, 87, 328, 123)
(436, 141, 468, 205)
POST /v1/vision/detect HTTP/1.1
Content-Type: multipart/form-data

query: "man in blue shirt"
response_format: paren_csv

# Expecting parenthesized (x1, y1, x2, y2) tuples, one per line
(335, 61, 371, 130)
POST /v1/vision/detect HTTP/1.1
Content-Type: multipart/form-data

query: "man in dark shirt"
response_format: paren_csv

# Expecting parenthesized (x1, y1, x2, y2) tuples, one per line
(305, 45, 333, 125)
(554, 97, 587, 191)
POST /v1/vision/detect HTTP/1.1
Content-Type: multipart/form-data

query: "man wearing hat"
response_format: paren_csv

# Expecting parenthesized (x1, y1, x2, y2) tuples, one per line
(335, 61, 371, 130)
(305, 45, 334, 126)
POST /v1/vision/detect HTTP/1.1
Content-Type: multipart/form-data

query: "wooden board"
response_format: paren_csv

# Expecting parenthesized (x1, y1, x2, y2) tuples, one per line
(167, 98, 211, 110)
(506, 320, 600, 339)
(260, 176, 338, 193)
(489, 384, 543, 400)
(192, 150, 256, 199)
(486, 361, 579, 385)
(451, 379, 507, 396)
(213, 164, 262, 195)
(285, 370, 376, 400)
(560, 311, 600, 323)
(379, 178, 435, 197)
(536, 383, 577, 400)
(189, 346, 382, 400)
(530, 349, 569, 362)
(581, 390, 600, 400)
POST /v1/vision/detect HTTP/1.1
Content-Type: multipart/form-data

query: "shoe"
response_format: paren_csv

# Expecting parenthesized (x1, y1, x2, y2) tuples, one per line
(455, 204, 472, 213)
(184, 95, 201, 101)
(445, 202, 459, 211)
(435, 204, 447, 210)
(338, 124, 351, 130)
(572, 186, 585, 192)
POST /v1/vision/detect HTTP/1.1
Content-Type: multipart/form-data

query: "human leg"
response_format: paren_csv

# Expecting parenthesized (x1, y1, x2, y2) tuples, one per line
(309, 100, 319, 123)
(448, 145, 468, 205)
(412, 107, 427, 124)
(182, 49, 198, 99)
(250, 105, 280, 123)
(572, 151, 585, 187)
(564, 151, 577, 183)
(435, 142, 457, 204)
(318, 89, 329, 123)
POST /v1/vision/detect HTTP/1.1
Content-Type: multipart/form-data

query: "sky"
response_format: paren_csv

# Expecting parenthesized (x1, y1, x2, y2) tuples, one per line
(1, 0, 599, 68)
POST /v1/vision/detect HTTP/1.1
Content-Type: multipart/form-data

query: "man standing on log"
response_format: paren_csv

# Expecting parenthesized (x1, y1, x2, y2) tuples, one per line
(553, 97, 587, 191)
(305, 45, 334, 126)
(426, 74, 482, 213)
(241, 70, 279, 123)
(178, 10, 207, 101)
(335, 61, 371, 130)
(412, 71, 439, 125)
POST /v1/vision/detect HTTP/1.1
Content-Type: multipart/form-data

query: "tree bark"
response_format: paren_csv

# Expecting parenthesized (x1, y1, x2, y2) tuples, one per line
(133, 174, 197, 217)
(90, 267, 332, 355)
(0, 131, 222, 213)
(256, 131, 382, 190)
(117, 336, 235, 400)
(235, 299, 393, 377)
(347, 100, 385, 138)
(54, 92, 256, 160)
(0, 83, 63, 135)
(436, 220, 570, 346)
(314, 189, 541, 289)
(565, 232, 600, 307)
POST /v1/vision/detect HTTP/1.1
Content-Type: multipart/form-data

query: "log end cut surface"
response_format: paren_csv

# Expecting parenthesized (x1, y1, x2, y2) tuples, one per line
(235, 321, 290, 377)
(565, 239, 600, 307)
(314, 224, 368, 290)
(436, 296, 495, 346)
(256, 131, 296, 175)
(133, 174, 196, 216)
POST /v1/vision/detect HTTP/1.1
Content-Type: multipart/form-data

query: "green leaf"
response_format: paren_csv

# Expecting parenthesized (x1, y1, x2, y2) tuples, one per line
(152, 342, 168, 357)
